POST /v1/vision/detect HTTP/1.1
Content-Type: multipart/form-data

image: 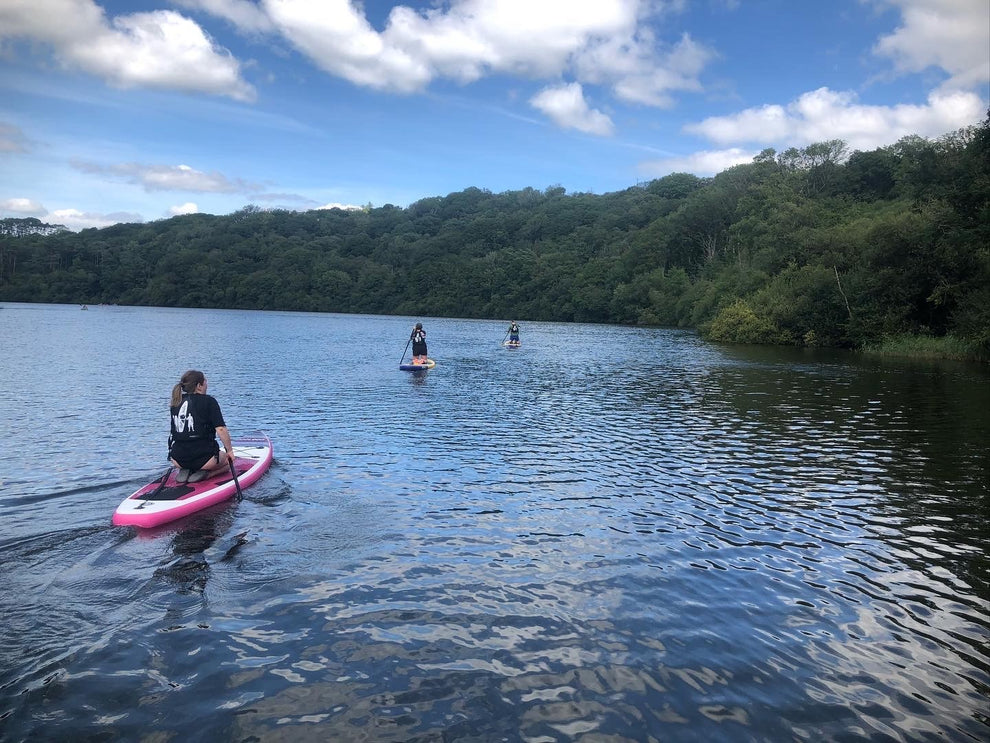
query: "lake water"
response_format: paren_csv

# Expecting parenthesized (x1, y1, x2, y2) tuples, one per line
(1, 302, 987, 742)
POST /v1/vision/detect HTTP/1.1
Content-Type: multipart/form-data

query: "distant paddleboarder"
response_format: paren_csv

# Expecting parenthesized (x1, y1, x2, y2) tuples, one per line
(410, 322, 428, 365)
(508, 321, 520, 344)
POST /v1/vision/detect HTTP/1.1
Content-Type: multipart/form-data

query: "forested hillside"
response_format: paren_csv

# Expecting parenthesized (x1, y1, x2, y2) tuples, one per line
(2, 116, 987, 357)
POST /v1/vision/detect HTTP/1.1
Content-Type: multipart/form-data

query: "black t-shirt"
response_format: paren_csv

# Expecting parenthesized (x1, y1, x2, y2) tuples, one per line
(170, 393, 225, 443)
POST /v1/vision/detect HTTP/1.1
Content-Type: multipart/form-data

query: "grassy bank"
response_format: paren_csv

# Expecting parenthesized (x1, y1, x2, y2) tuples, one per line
(861, 334, 987, 362)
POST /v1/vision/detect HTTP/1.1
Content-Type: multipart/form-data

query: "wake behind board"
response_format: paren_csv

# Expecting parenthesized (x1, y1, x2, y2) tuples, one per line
(112, 431, 273, 528)
(400, 358, 436, 371)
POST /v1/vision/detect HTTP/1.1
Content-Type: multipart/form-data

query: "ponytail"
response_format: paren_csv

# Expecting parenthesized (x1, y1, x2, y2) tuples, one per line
(170, 369, 204, 407)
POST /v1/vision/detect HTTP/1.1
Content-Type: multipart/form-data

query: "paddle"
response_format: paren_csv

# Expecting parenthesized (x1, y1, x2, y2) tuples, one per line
(152, 465, 173, 491)
(137, 466, 172, 508)
(228, 451, 243, 500)
(502, 327, 510, 344)
(399, 331, 412, 364)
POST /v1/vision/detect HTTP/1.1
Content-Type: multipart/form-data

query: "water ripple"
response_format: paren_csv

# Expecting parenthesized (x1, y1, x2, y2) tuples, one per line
(1, 309, 987, 741)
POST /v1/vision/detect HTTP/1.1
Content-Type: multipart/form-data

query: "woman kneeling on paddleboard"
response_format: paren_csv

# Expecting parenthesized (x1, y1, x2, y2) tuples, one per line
(168, 370, 235, 483)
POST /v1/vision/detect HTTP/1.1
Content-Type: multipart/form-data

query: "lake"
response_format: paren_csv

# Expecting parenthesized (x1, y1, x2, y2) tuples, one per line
(1, 302, 987, 742)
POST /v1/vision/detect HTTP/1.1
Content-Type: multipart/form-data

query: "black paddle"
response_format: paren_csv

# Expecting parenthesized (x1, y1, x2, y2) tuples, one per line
(228, 451, 243, 500)
(156, 465, 173, 488)
(501, 327, 510, 344)
(400, 332, 412, 364)
(151, 465, 172, 498)
(137, 466, 172, 508)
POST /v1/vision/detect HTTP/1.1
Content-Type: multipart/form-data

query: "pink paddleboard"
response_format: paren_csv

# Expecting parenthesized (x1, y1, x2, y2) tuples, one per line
(112, 431, 273, 528)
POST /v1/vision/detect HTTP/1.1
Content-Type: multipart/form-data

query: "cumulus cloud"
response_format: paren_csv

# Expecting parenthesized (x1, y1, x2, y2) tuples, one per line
(3, 0, 716, 131)
(0, 0, 255, 101)
(70, 160, 261, 193)
(262, 0, 430, 92)
(684, 87, 986, 152)
(130, 0, 990, 118)
(638, 147, 754, 178)
(577, 32, 714, 107)
(382, 0, 641, 83)
(168, 202, 200, 216)
(0, 203, 145, 231)
(48, 208, 144, 231)
(315, 202, 363, 211)
(531, 83, 614, 136)
(1, 196, 176, 229)
(180, 0, 713, 130)
(646, 1, 988, 179)
(1, 197, 46, 215)
(173, 0, 274, 34)
(872, 0, 990, 91)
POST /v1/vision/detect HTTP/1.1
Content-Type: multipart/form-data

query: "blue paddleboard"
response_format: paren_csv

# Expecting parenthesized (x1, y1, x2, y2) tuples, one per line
(400, 358, 436, 371)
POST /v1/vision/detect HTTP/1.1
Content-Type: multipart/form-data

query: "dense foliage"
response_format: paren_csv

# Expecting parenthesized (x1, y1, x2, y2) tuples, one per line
(2, 116, 987, 355)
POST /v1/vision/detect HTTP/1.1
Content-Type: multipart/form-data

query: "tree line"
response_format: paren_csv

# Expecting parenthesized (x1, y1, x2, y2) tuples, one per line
(1, 115, 987, 357)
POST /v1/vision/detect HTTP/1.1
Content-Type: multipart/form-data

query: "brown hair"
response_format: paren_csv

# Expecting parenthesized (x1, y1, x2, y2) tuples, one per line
(170, 369, 205, 407)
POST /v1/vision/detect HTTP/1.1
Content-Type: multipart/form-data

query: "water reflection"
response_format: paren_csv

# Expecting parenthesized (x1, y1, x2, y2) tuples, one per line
(152, 505, 247, 595)
(0, 306, 987, 741)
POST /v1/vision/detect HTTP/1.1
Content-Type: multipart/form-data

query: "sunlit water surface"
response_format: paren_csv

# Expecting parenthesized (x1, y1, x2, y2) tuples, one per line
(1, 303, 987, 742)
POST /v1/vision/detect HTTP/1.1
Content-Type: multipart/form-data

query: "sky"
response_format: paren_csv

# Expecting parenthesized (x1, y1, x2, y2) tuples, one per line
(0, 0, 987, 231)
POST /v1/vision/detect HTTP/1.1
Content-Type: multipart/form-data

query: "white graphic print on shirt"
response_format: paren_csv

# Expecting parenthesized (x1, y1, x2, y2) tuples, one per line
(173, 400, 195, 434)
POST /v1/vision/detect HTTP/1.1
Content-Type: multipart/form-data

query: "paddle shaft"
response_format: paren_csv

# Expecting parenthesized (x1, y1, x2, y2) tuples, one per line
(149, 466, 172, 497)
(228, 452, 243, 500)
(400, 334, 412, 363)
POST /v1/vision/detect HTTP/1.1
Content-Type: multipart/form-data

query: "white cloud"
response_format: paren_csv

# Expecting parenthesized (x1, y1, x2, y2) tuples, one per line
(1, 197, 46, 215)
(384, 0, 641, 82)
(168, 202, 200, 216)
(0, 198, 153, 230)
(0, 0, 105, 43)
(638, 147, 754, 178)
(651, 2, 989, 180)
(0, 0, 255, 101)
(686, 101, 792, 144)
(685, 87, 986, 152)
(71, 160, 260, 193)
(871, 0, 990, 91)
(315, 202, 363, 211)
(196, 0, 713, 117)
(47, 208, 143, 231)
(578, 32, 714, 107)
(264, 0, 431, 92)
(5, 1, 714, 126)
(173, 0, 274, 34)
(530, 83, 614, 135)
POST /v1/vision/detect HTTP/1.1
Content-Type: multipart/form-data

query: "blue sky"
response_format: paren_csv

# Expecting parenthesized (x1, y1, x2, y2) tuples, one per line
(1, 0, 987, 231)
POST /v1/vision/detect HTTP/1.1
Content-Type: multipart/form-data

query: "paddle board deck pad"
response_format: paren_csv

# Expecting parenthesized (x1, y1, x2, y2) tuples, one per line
(400, 358, 436, 371)
(112, 431, 273, 528)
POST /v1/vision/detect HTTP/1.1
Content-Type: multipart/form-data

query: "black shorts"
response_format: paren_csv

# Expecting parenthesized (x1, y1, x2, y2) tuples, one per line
(170, 439, 219, 471)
